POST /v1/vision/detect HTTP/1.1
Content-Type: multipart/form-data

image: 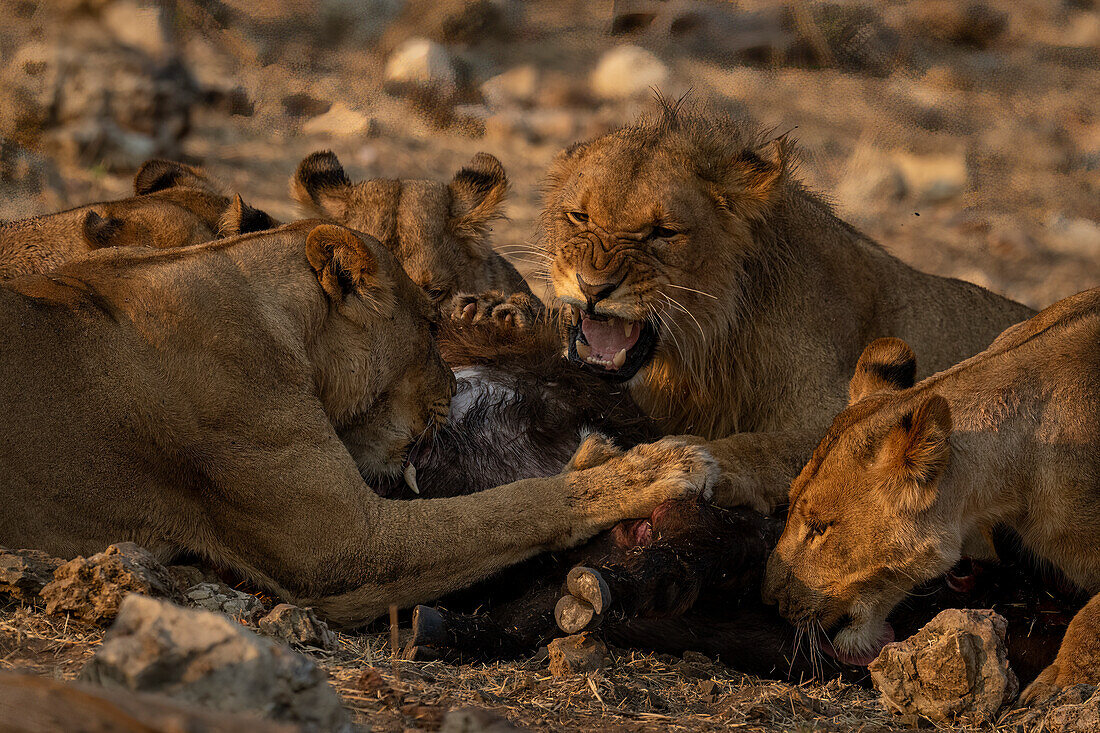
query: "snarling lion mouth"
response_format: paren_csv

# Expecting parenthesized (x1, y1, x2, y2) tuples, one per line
(567, 314, 658, 381)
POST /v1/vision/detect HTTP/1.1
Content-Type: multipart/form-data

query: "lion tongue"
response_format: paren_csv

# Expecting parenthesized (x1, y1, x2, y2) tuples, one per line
(580, 317, 639, 368)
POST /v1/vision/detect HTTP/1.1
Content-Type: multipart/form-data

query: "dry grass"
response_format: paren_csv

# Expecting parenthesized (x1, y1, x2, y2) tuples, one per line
(1, 599, 1093, 731)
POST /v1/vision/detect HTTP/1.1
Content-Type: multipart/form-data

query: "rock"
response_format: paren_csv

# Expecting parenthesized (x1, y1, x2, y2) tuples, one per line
(590, 45, 669, 101)
(891, 150, 968, 203)
(101, 0, 174, 59)
(0, 670, 301, 733)
(301, 103, 375, 136)
(1008, 685, 1100, 732)
(0, 34, 195, 171)
(547, 633, 609, 677)
(1046, 214, 1100, 257)
(888, 1, 1008, 49)
(384, 38, 458, 97)
(258, 604, 338, 652)
(480, 65, 539, 108)
(485, 108, 579, 144)
(441, 706, 526, 732)
(184, 581, 265, 622)
(0, 548, 64, 602)
(81, 595, 351, 732)
(166, 565, 207, 589)
(869, 608, 1018, 724)
(41, 543, 183, 624)
(383, 0, 515, 47)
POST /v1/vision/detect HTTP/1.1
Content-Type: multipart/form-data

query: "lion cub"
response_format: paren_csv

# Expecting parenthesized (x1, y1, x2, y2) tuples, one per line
(0, 160, 273, 279)
(291, 150, 537, 323)
(763, 288, 1100, 703)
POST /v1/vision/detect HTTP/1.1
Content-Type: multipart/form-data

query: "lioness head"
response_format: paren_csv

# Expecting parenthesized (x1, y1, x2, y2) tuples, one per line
(762, 338, 958, 665)
(83, 159, 274, 250)
(541, 103, 789, 388)
(303, 223, 455, 480)
(292, 150, 519, 307)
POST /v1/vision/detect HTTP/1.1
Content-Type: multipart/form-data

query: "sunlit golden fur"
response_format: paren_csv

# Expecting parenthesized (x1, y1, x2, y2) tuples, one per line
(763, 290, 1100, 699)
(0, 160, 272, 280)
(0, 221, 713, 625)
(292, 150, 532, 308)
(540, 102, 1033, 508)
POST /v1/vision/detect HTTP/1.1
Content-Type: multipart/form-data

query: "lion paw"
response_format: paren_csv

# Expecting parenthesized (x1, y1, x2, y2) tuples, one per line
(450, 291, 540, 329)
(625, 437, 719, 503)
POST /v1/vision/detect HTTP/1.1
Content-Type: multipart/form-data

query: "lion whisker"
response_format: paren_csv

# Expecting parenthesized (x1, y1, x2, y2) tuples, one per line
(665, 282, 720, 300)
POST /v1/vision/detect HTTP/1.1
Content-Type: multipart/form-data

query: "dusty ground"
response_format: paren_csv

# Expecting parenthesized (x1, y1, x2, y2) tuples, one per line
(2, 0, 1099, 730)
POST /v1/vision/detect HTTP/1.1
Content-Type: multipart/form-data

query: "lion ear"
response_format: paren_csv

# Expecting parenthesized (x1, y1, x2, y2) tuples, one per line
(849, 338, 917, 405)
(82, 211, 125, 248)
(134, 159, 218, 196)
(305, 224, 380, 301)
(879, 394, 952, 511)
(448, 152, 508, 256)
(218, 194, 277, 237)
(292, 151, 351, 218)
(715, 137, 790, 222)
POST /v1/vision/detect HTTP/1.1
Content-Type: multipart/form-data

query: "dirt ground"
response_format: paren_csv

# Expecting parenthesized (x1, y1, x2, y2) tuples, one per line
(2, 0, 1099, 730)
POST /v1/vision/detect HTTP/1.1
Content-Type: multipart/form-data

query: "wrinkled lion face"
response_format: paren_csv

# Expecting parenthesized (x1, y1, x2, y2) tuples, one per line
(762, 367, 958, 665)
(305, 225, 455, 484)
(541, 119, 786, 382)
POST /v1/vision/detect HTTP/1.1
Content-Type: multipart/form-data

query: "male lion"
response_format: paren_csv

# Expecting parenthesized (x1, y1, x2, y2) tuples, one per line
(291, 150, 537, 322)
(0, 221, 713, 625)
(540, 105, 1035, 510)
(0, 159, 274, 279)
(762, 290, 1100, 702)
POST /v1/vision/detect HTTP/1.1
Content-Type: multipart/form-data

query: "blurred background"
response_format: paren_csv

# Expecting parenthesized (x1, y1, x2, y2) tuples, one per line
(0, 0, 1097, 308)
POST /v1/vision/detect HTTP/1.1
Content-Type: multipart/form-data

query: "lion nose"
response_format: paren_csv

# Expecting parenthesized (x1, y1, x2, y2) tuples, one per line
(576, 273, 621, 309)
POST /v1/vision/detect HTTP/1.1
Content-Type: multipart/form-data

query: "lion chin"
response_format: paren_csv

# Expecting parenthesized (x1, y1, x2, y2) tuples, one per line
(820, 618, 896, 667)
(566, 313, 660, 381)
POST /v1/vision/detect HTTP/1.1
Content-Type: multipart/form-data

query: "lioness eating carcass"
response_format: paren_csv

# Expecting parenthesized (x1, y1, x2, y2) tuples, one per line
(763, 288, 1100, 702)
(0, 221, 713, 625)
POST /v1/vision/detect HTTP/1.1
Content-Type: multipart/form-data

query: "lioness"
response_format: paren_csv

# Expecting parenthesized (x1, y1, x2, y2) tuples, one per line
(291, 150, 535, 312)
(0, 221, 713, 625)
(540, 104, 1034, 510)
(762, 289, 1100, 701)
(0, 159, 273, 279)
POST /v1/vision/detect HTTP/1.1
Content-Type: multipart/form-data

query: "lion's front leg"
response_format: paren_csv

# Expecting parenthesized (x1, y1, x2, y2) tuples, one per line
(1019, 592, 1100, 706)
(676, 430, 820, 513)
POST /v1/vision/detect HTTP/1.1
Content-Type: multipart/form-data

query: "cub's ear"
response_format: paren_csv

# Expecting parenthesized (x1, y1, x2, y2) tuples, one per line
(134, 159, 218, 196)
(292, 150, 351, 217)
(218, 194, 277, 237)
(848, 337, 917, 405)
(306, 224, 380, 301)
(448, 152, 508, 255)
(879, 394, 952, 512)
(81, 211, 125, 248)
(713, 137, 791, 223)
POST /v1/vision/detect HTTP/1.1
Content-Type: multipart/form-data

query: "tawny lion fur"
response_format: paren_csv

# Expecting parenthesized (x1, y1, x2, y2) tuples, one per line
(540, 104, 1034, 509)
(763, 289, 1100, 704)
(0, 221, 713, 626)
(0, 160, 272, 280)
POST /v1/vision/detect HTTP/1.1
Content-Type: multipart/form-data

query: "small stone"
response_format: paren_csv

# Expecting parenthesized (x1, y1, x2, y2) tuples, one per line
(891, 150, 968, 203)
(480, 65, 539, 108)
(384, 38, 457, 96)
(440, 706, 525, 732)
(590, 45, 669, 101)
(258, 604, 337, 652)
(547, 633, 609, 677)
(302, 103, 375, 136)
(0, 548, 64, 602)
(869, 608, 1018, 725)
(81, 595, 351, 732)
(41, 543, 183, 624)
(184, 581, 264, 622)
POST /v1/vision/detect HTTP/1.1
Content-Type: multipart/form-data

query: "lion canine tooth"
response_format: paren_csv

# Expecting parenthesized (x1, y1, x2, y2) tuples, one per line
(623, 320, 632, 338)
(576, 341, 592, 360)
(403, 463, 419, 494)
(613, 348, 627, 369)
